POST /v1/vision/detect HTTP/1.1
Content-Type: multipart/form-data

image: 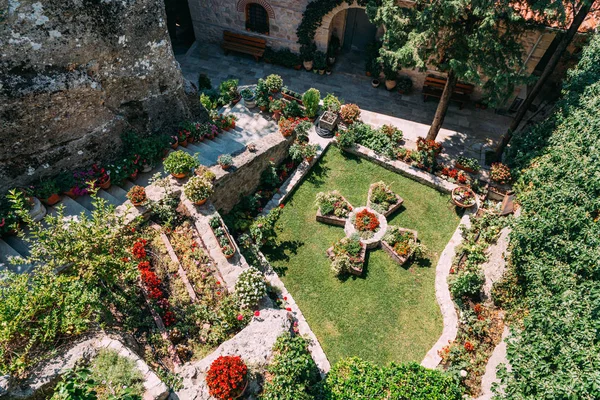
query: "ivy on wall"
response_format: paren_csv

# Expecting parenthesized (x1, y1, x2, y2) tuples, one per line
(296, 0, 368, 46)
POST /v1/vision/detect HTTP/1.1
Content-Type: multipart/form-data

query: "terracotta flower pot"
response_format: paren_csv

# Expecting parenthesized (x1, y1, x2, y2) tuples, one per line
(220, 164, 231, 170)
(294, 64, 302, 70)
(171, 142, 178, 150)
(385, 80, 397, 90)
(131, 198, 146, 206)
(98, 177, 111, 190)
(42, 193, 61, 206)
(180, 139, 188, 147)
(225, 251, 235, 259)
(188, 136, 195, 144)
(366, 71, 372, 77)
(305, 156, 315, 163)
(231, 121, 236, 129)
(129, 170, 139, 180)
(194, 198, 207, 206)
(273, 111, 281, 121)
(259, 106, 267, 112)
(231, 95, 241, 105)
(64, 188, 77, 199)
(171, 172, 187, 179)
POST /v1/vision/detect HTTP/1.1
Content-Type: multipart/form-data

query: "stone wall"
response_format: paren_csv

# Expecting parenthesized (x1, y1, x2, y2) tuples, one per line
(0, 0, 202, 193)
(209, 131, 291, 213)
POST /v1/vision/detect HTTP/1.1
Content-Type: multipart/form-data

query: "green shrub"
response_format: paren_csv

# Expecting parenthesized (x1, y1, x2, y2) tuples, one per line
(163, 150, 200, 175)
(302, 88, 321, 118)
(91, 349, 144, 400)
(498, 34, 600, 398)
(449, 270, 484, 300)
(261, 333, 320, 400)
(323, 358, 462, 399)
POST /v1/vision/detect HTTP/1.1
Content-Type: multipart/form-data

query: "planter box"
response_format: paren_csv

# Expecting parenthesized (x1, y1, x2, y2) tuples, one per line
(316, 195, 352, 227)
(319, 111, 339, 131)
(282, 92, 303, 104)
(210, 222, 236, 259)
(327, 244, 366, 276)
(486, 183, 511, 202)
(455, 162, 478, 175)
(381, 228, 418, 266)
(367, 184, 404, 218)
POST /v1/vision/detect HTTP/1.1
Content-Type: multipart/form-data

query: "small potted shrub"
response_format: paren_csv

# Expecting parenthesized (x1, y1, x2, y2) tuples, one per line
(177, 129, 189, 147)
(302, 88, 321, 119)
(265, 74, 283, 93)
(92, 164, 111, 189)
(217, 154, 233, 170)
(163, 150, 200, 178)
(195, 165, 216, 181)
(219, 79, 240, 105)
(490, 162, 511, 185)
(371, 78, 381, 88)
(126, 185, 147, 206)
(295, 120, 312, 143)
(314, 51, 327, 74)
(303, 143, 320, 163)
(240, 88, 256, 108)
(169, 135, 179, 150)
(289, 143, 304, 163)
(455, 156, 481, 174)
(340, 104, 361, 124)
(269, 99, 284, 121)
(300, 43, 316, 71)
(278, 117, 298, 137)
(33, 179, 61, 206)
(206, 355, 248, 400)
(397, 75, 413, 94)
(322, 93, 342, 112)
(380, 52, 399, 90)
(184, 176, 214, 206)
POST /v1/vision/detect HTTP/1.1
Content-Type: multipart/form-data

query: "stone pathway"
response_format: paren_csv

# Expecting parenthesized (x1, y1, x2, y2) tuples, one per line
(176, 42, 513, 163)
(482, 226, 512, 301)
(477, 326, 510, 400)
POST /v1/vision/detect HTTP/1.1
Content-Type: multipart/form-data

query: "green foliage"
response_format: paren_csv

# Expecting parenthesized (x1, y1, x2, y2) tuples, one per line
(91, 349, 144, 400)
(302, 88, 321, 118)
(346, 122, 399, 159)
(323, 358, 462, 399)
(261, 333, 320, 400)
(496, 34, 600, 399)
(51, 367, 98, 400)
(282, 100, 304, 119)
(368, 0, 527, 105)
(322, 93, 342, 112)
(163, 151, 200, 175)
(265, 74, 284, 92)
(249, 207, 283, 247)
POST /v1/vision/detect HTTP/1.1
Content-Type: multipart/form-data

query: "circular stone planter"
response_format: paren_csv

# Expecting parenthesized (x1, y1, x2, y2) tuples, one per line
(344, 207, 388, 249)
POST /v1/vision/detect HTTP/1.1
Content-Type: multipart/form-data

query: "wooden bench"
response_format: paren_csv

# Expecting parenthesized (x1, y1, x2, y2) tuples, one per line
(222, 31, 266, 61)
(422, 75, 475, 109)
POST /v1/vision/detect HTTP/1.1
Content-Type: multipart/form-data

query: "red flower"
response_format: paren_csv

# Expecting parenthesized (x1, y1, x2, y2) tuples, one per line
(286, 307, 292, 312)
(216, 281, 221, 285)
(237, 314, 244, 321)
(206, 356, 248, 400)
(283, 296, 287, 301)
(354, 209, 380, 232)
(279, 203, 284, 208)
(464, 341, 474, 352)
(131, 239, 148, 260)
(254, 310, 260, 317)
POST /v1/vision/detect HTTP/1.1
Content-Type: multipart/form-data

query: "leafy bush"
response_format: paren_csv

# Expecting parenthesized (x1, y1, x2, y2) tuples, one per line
(235, 267, 267, 308)
(261, 333, 320, 400)
(495, 34, 600, 399)
(323, 358, 462, 399)
(91, 349, 144, 400)
(184, 176, 214, 203)
(302, 88, 321, 118)
(339, 104, 360, 124)
(163, 151, 200, 175)
(322, 93, 342, 112)
(265, 74, 283, 92)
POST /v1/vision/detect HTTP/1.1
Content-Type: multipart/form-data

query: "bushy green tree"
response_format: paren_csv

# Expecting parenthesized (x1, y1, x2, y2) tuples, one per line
(367, 0, 526, 140)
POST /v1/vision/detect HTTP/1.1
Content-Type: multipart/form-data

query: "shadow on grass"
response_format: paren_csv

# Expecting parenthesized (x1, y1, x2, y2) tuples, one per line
(306, 157, 331, 188)
(263, 239, 304, 276)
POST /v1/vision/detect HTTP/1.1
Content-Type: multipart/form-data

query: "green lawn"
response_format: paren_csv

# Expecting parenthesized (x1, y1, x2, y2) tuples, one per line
(263, 147, 461, 365)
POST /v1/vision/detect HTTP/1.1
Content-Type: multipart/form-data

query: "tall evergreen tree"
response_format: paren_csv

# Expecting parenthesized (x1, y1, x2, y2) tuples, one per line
(494, 0, 596, 159)
(368, 0, 527, 140)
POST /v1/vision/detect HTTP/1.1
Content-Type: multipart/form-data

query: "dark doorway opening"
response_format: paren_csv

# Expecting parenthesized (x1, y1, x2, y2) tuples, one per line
(164, 0, 196, 55)
(342, 8, 377, 53)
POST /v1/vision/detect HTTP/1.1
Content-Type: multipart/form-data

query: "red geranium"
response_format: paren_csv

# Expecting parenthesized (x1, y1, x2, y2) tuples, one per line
(464, 341, 474, 352)
(132, 239, 148, 260)
(206, 356, 248, 400)
(354, 209, 380, 232)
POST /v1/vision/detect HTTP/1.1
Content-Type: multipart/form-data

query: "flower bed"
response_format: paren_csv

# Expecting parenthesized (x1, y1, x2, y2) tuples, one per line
(315, 191, 353, 227)
(381, 226, 419, 266)
(209, 216, 237, 258)
(327, 235, 366, 276)
(353, 209, 380, 239)
(367, 181, 404, 217)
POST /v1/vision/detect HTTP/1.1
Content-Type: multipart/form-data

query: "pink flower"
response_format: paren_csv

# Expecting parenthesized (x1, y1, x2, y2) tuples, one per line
(237, 314, 244, 321)
(254, 311, 260, 317)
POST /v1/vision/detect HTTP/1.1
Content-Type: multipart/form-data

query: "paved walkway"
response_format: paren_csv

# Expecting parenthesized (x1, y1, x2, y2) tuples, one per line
(176, 42, 513, 164)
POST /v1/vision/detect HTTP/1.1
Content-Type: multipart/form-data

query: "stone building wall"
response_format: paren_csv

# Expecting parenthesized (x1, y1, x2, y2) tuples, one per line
(209, 131, 292, 213)
(0, 0, 201, 193)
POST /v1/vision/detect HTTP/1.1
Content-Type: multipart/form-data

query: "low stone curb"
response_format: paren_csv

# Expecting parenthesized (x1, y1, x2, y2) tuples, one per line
(421, 208, 474, 369)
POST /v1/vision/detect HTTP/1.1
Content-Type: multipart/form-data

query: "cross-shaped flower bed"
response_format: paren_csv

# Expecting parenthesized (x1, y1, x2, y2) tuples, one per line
(316, 183, 419, 277)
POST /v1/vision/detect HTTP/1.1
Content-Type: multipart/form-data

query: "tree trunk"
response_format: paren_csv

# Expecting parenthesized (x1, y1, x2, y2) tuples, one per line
(494, 1, 594, 159)
(427, 70, 458, 141)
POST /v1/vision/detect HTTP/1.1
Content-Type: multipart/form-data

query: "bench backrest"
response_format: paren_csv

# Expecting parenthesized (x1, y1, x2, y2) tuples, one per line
(223, 31, 266, 48)
(424, 75, 475, 94)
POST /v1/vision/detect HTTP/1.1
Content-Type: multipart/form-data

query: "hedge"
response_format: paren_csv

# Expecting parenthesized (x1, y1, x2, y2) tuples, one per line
(498, 33, 600, 398)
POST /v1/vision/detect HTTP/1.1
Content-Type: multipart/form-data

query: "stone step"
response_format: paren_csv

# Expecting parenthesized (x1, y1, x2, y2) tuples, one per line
(121, 180, 136, 191)
(137, 164, 165, 187)
(74, 189, 122, 211)
(106, 184, 129, 203)
(190, 141, 221, 165)
(48, 196, 92, 220)
(0, 239, 32, 273)
(3, 235, 30, 258)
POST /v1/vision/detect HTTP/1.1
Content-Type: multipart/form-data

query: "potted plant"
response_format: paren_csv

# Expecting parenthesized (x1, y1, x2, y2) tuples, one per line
(303, 143, 320, 163)
(219, 79, 240, 105)
(300, 43, 316, 71)
(217, 154, 233, 170)
(177, 129, 189, 147)
(206, 356, 248, 400)
(240, 88, 256, 108)
(163, 150, 200, 178)
(314, 51, 327, 74)
(32, 179, 61, 206)
(327, 33, 340, 64)
(195, 165, 216, 181)
(490, 162, 511, 185)
(126, 185, 147, 206)
(452, 186, 477, 208)
(302, 88, 320, 119)
(269, 98, 283, 121)
(92, 164, 111, 189)
(170, 135, 179, 150)
(380, 52, 399, 90)
(455, 156, 481, 174)
(222, 244, 235, 259)
(288, 143, 304, 163)
(322, 93, 342, 112)
(397, 75, 413, 94)
(340, 104, 361, 124)
(265, 74, 283, 93)
(278, 117, 298, 137)
(55, 171, 76, 197)
(184, 175, 214, 206)
(371, 78, 380, 88)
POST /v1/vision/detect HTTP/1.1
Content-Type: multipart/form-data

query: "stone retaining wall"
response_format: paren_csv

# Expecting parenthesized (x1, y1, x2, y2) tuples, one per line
(209, 131, 292, 213)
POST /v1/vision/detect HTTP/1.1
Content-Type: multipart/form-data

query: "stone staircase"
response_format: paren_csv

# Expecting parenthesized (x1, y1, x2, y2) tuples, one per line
(0, 102, 277, 272)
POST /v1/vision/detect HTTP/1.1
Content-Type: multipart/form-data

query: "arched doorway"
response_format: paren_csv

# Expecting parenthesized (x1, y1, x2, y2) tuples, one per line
(342, 8, 376, 52)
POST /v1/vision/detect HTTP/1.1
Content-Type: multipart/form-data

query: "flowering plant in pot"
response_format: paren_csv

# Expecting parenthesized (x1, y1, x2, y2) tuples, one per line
(340, 104, 361, 124)
(416, 137, 443, 156)
(184, 176, 214, 205)
(163, 150, 200, 178)
(490, 162, 511, 184)
(278, 117, 299, 137)
(265, 74, 283, 93)
(269, 98, 283, 121)
(452, 186, 476, 208)
(206, 356, 248, 400)
(195, 165, 216, 181)
(169, 135, 179, 149)
(31, 179, 61, 206)
(303, 143, 320, 163)
(456, 156, 481, 174)
(217, 154, 233, 170)
(126, 185, 147, 205)
(92, 164, 111, 189)
(177, 129, 189, 146)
